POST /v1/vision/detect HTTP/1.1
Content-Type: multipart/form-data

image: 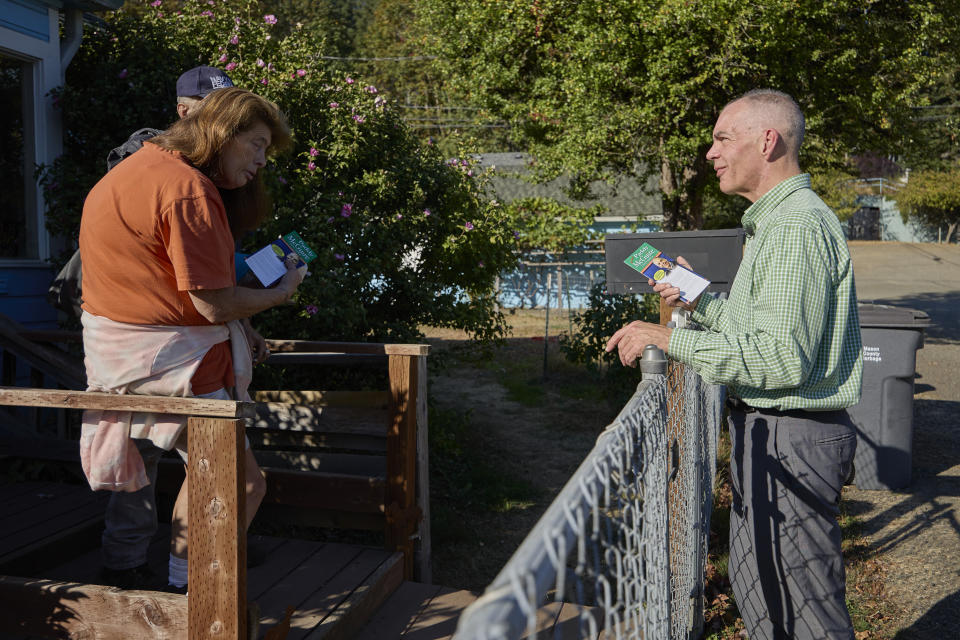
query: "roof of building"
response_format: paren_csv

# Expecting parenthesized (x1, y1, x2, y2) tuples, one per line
(475, 153, 663, 222)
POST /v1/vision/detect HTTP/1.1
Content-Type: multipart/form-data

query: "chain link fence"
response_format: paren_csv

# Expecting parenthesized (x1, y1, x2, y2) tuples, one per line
(452, 352, 725, 640)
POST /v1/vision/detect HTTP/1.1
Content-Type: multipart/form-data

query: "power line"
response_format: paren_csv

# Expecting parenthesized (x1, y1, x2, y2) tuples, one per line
(317, 55, 437, 61)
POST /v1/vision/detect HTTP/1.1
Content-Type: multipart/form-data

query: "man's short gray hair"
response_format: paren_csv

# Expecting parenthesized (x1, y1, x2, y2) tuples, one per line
(728, 89, 805, 152)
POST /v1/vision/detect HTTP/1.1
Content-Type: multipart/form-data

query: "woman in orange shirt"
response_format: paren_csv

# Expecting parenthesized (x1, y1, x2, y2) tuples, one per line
(79, 87, 305, 593)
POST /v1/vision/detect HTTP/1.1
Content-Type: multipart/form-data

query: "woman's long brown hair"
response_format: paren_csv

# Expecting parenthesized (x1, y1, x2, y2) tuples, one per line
(151, 87, 292, 236)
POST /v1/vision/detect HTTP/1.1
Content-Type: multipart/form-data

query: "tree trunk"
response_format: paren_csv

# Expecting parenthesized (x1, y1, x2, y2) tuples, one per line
(658, 148, 710, 231)
(946, 221, 957, 244)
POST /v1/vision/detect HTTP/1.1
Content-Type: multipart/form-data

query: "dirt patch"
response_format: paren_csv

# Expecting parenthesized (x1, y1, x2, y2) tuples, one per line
(841, 242, 960, 639)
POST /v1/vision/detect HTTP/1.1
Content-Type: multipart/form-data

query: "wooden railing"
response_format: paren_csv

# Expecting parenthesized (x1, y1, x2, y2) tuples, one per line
(0, 328, 430, 639)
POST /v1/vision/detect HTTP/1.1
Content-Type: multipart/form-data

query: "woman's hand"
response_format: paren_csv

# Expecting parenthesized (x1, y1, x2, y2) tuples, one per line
(275, 255, 307, 303)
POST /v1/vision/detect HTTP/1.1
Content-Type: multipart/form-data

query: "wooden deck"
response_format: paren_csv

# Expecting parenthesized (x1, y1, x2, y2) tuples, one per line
(0, 481, 598, 639)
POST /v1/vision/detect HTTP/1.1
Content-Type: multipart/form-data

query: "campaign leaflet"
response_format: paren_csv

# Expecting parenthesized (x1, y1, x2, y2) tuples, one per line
(244, 231, 317, 287)
(623, 242, 710, 304)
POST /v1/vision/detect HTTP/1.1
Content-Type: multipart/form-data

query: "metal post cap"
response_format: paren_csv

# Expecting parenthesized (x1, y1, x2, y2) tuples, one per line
(639, 344, 667, 375)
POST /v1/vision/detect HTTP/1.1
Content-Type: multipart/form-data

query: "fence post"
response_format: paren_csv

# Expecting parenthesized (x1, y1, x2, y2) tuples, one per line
(188, 416, 247, 640)
(386, 354, 420, 580)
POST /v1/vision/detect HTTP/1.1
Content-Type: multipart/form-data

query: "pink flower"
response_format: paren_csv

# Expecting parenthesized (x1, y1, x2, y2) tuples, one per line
(225, 62, 237, 71)
(345, 76, 355, 84)
(157, 11, 163, 17)
(207, 0, 214, 4)
(352, 114, 365, 124)
(334, 253, 345, 261)
(257, 59, 265, 67)
(230, 35, 239, 45)
(261, 78, 268, 85)
(374, 96, 386, 108)
(117, 68, 128, 79)
(218, 54, 227, 63)
(396, 214, 403, 219)
(365, 86, 377, 94)
(267, 62, 275, 71)
(297, 69, 307, 77)
(304, 304, 318, 315)
(309, 147, 319, 156)
(341, 203, 353, 217)
(464, 222, 474, 231)
(307, 161, 316, 171)
(150, 0, 161, 6)
(263, 14, 277, 24)
(423, 208, 431, 216)
(478, 261, 484, 267)
(201, 10, 213, 17)
(329, 102, 339, 109)
(234, 17, 240, 24)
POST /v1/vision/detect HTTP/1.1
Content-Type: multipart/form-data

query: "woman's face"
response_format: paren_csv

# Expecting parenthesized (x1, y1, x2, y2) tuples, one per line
(214, 121, 272, 190)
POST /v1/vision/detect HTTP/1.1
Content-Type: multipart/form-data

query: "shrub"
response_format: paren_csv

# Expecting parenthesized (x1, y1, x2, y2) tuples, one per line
(560, 283, 659, 399)
(41, 0, 519, 342)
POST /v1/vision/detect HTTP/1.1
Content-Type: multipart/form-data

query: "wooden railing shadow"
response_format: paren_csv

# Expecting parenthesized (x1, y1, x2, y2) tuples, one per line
(0, 320, 430, 639)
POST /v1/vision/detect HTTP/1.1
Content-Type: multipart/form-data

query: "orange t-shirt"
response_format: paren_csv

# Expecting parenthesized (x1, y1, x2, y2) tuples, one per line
(80, 142, 235, 394)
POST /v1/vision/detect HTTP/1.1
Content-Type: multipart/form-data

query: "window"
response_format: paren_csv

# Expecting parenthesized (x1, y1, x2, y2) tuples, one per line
(0, 53, 30, 258)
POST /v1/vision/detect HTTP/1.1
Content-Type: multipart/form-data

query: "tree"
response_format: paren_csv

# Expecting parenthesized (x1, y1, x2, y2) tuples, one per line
(419, 0, 960, 230)
(894, 167, 960, 243)
(40, 0, 521, 342)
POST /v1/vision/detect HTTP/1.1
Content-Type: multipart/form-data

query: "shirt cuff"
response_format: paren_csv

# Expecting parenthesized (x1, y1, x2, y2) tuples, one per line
(691, 293, 723, 327)
(668, 327, 699, 365)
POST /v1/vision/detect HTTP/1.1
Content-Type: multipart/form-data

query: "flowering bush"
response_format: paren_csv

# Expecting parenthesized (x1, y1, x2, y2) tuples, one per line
(42, 0, 518, 342)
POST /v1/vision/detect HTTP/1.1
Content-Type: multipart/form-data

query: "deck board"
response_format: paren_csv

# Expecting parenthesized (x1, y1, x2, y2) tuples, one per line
(0, 482, 107, 574)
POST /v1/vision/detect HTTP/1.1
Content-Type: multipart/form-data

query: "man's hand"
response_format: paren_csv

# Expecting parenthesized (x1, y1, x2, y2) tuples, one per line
(648, 255, 699, 311)
(604, 320, 672, 367)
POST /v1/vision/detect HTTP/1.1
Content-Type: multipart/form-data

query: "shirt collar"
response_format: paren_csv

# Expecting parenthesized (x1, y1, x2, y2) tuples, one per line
(740, 173, 811, 236)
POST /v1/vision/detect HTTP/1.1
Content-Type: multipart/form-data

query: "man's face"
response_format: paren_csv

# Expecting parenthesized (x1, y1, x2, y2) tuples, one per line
(705, 101, 764, 201)
(215, 121, 271, 190)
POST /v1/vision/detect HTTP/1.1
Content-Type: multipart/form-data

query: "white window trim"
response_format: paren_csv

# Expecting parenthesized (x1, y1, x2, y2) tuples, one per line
(0, 7, 64, 263)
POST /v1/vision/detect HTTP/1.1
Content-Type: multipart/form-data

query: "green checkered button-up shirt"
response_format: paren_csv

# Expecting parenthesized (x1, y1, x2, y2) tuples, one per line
(669, 173, 863, 410)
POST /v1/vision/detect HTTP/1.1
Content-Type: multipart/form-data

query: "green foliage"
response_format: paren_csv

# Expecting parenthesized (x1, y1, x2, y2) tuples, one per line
(894, 166, 960, 242)
(810, 168, 864, 223)
(41, 0, 520, 342)
(505, 197, 601, 255)
(560, 284, 659, 400)
(419, 0, 960, 230)
(428, 401, 539, 542)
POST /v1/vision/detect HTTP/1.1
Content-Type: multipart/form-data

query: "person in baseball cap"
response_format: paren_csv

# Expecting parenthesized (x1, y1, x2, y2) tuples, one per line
(175, 65, 234, 118)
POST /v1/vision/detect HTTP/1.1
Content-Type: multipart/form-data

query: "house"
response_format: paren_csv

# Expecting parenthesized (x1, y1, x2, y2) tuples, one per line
(475, 152, 663, 235)
(0, 0, 120, 328)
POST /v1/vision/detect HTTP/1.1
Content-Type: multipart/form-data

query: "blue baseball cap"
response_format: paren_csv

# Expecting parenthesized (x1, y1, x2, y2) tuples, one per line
(176, 65, 234, 98)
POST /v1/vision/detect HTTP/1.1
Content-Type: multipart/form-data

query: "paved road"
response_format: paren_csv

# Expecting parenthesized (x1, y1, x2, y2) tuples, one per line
(845, 241, 960, 639)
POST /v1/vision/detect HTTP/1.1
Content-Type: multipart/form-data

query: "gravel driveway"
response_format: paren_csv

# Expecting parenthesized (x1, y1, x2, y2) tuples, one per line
(844, 241, 960, 639)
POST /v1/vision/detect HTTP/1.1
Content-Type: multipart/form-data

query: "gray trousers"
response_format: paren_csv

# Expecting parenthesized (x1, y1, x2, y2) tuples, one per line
(101, 438, 163, 570)
(728, 407, 856, 640)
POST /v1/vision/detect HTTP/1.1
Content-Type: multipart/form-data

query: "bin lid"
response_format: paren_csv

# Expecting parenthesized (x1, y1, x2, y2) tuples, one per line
(858, 303, 931, 328)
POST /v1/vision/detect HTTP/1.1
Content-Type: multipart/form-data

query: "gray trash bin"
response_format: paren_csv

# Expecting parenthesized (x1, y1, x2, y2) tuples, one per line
(848, 303, 930, 491)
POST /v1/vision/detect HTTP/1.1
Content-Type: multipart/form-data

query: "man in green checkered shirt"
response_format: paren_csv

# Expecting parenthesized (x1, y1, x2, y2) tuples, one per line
(607, 89, 862, 640)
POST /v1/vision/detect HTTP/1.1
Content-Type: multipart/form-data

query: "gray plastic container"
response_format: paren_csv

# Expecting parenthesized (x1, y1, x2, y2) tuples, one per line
(848, 303, 930, 491)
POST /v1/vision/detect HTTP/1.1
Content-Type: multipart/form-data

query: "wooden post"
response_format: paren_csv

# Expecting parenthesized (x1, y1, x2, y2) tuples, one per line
(188, 417, 247, 640)
(413, 355, 432, 583)
(386, 355, 419, 580)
